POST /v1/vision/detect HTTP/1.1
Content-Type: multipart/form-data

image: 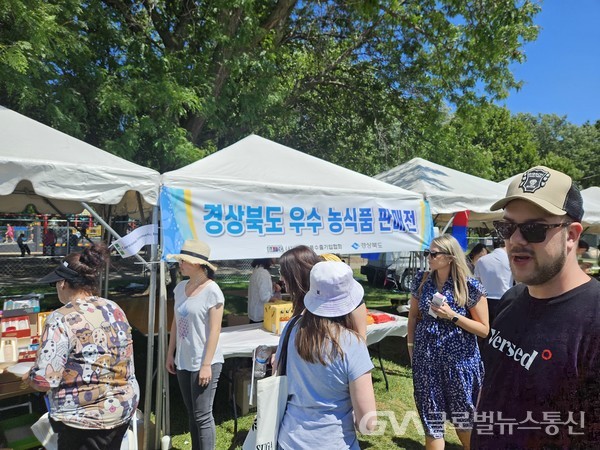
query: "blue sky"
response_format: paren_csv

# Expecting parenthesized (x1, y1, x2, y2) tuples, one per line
(500, 1, 600, 125)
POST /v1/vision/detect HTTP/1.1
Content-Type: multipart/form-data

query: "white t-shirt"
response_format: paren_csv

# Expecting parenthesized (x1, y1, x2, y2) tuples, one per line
(474, 248, 513, 300)
(173, 280, 225, 370)
(247, 266, 274, 321)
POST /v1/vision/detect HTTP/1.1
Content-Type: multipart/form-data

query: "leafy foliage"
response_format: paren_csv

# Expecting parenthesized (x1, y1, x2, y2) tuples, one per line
(1, 0, 542, 174)
(1, 1, 596, 187)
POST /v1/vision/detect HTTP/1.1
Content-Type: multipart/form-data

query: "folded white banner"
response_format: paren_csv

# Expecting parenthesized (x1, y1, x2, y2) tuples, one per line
(112, 224, 158, 258)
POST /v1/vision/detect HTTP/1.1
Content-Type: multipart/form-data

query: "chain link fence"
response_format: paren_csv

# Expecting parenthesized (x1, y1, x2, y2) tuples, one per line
(0, 250, 256, 299)
(1, 230, 366, 300)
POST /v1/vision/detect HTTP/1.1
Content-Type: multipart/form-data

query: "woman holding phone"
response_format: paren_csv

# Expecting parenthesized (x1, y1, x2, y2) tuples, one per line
(407, 234, 489, 450)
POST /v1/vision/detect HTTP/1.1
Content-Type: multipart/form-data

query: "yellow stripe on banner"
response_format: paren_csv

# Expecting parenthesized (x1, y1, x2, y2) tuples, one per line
(184, 189, 198, 240)
(420, 199, 429, 250)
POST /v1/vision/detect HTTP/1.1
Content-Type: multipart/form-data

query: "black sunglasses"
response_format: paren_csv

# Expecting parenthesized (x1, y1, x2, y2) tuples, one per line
(493, 220, 571, 244)
(423, 250, 449, 259)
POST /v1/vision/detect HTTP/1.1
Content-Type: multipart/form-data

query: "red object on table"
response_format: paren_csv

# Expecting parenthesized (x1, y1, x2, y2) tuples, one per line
(370, 313, 395, 324)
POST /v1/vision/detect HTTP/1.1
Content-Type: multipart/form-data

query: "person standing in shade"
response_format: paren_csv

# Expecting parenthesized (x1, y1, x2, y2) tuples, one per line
(472, 166, 600, 449)
(68, 230, 80, 250)
(17, 233, 31, 257)
(247, 258, 281, 323)
(466, 243, 488, 273)
(80, 223, 88, 240)
(43, 228, 57, 256)
(407, 234, 489, 450)
(275, 261, 377, 449)
(473, 238, 513, 325)
(27, 244, 139, 449)
(166, 240, 224, 450)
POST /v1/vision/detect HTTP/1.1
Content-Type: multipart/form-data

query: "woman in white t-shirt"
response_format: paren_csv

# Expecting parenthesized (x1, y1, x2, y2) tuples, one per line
(247, 258, 281, 322)
(166, 240, 224, 450)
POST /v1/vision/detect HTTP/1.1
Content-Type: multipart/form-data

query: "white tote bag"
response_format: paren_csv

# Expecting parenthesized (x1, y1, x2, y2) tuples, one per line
(243, 316, 300, 450)
(31, 412, 58, 450)
(242, 374, 289, 450)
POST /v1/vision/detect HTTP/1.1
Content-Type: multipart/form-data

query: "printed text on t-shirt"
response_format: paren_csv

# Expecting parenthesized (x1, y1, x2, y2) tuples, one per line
(488, 328, 539, 370)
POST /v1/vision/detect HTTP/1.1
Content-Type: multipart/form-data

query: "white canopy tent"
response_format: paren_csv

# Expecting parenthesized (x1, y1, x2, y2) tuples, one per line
(375, 157, 506, 227)
(0, 105, 161, 447)
(161, 135, 433, 259)
(0, 106, 158, 218)
(581, 187, 600, 233)
(157, 135, 434, 438)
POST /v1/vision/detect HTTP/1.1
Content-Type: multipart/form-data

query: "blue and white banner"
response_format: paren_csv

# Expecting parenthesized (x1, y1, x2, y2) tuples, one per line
(160, 187, 433, 260)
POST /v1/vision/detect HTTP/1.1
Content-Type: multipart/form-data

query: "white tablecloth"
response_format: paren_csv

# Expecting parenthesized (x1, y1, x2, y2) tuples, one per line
(219, 314, 407, 358)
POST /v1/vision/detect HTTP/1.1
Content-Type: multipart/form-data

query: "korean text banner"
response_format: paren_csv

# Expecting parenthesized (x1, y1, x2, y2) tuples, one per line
(161, 187, 433, 260)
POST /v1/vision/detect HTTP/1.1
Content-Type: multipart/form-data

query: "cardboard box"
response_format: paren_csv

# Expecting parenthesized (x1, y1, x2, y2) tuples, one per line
(234, 368, 257, 415)
(263, 301, 293, 334)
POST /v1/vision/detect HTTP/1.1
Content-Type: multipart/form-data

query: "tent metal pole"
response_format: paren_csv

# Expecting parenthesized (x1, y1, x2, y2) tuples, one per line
(103, 207, 112, 298)
(144, 205, 159, 450)
(441, 213, 456, 235)
(80, 202, 150, 269)
(155, 260, 169, 449)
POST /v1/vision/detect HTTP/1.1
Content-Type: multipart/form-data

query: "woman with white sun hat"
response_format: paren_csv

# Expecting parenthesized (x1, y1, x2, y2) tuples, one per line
(275, 261, 377, 449)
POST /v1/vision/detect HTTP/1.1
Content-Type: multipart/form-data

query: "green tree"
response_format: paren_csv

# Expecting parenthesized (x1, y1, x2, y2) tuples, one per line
(517, 114, 600, 187)
(1, 0, 540, 173)
(446, 104, 538, 181)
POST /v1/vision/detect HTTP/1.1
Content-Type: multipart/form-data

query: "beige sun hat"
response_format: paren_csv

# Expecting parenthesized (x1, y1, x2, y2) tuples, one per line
(167, 240, 217, 271)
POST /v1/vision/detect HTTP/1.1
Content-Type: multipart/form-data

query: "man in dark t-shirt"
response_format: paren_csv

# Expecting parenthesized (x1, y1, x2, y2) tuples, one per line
(472, 166, 600, 449)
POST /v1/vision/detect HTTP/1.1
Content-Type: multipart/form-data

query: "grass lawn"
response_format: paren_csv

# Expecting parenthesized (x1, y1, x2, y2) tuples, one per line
(166, 277, 464, 449)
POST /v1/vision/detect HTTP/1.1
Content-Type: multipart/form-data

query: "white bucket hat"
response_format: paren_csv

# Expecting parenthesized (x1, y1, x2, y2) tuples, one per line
(166, 240, 217, 271)
(304, 261, 364, 318)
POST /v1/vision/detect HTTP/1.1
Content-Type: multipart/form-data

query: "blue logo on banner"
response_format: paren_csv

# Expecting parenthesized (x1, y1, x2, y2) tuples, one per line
(351, 242, 360, 250)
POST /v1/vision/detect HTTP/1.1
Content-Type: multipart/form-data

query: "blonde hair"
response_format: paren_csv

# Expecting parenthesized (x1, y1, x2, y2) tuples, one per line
(430, 234, 471, 307)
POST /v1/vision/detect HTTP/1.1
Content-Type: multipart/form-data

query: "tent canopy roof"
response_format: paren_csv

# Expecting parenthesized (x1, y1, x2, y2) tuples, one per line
(162, 135, 423, 200)
(581, 187, 600, 232)
(0, 106, 160, 215)
(375, 158, 506, 219)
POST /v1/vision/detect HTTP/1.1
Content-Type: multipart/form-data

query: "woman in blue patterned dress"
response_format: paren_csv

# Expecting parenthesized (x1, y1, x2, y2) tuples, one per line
(407, 234, 489, 450)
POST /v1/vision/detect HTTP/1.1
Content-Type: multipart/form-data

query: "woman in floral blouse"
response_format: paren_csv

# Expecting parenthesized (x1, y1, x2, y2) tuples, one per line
(28, 244, 139, 449)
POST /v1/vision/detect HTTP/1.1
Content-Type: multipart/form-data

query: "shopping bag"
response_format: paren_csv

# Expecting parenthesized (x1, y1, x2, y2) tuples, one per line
(31, 412, 58, 450)
(242, 315, 300, 450)
(120, 409, 142, 450)
(242, 374, 288, 450)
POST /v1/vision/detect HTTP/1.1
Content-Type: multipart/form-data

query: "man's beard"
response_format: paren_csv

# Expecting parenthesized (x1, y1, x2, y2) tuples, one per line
(510, 238, 567, 286)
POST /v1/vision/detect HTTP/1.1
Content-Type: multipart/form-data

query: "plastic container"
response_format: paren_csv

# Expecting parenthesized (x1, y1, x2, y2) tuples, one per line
(428, 292, 446, 318)
(253, 345, 272, 379)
